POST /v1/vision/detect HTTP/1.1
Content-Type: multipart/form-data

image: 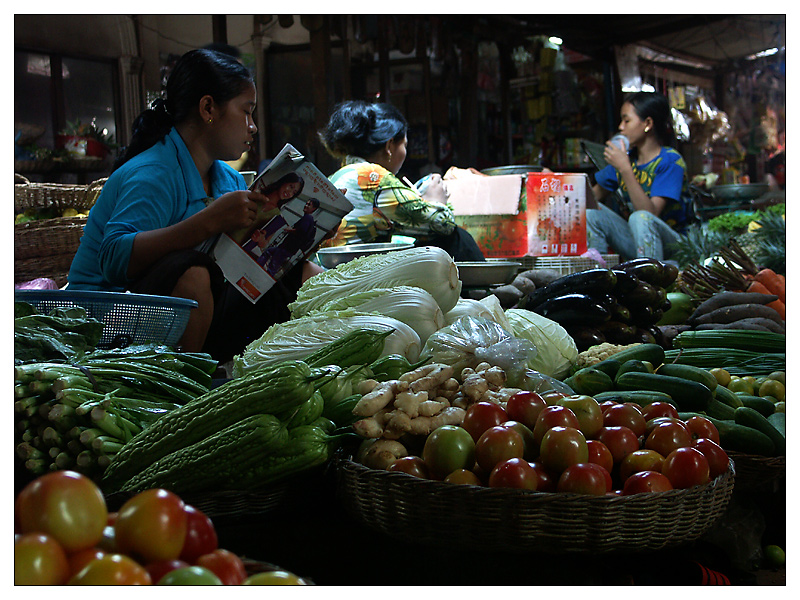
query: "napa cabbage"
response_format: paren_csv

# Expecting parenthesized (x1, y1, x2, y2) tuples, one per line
(504, 308, 578, 380)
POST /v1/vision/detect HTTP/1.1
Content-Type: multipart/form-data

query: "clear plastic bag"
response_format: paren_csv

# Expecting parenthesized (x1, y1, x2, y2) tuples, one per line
(421, 316, 536, 385)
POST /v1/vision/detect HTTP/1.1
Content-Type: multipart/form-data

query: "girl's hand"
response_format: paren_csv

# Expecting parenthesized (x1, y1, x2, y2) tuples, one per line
(603, 141, 631, 172)
(203, 190, 269, 233)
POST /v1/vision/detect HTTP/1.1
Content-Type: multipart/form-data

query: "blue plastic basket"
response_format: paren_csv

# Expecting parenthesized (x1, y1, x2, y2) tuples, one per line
(15, 289, 197, 349)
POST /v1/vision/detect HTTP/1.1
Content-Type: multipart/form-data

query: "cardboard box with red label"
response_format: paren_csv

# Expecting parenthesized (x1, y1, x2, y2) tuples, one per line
(448, 172, 589, 258)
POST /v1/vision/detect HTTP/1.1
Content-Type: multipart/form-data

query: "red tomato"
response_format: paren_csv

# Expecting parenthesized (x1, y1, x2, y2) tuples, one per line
(475, 425, 525, 472)
(68, 553, 152, 585)
(621, 471, 674, 495)
(618, 449, 665, 481)
(693, 438, 730, 479)
(603, 403, 647, 437)
(644, 416, 688, 439)
(533, 405, 580, 445)
(596, 426, 640, 464)
(15, 470, 108, 553)
(15, 533, 70, 585)
(500, 420, 538, 460)
(505, 391, 547, 429)
(106, 512, 118, 526)
(488, 457, 538, 490)
(586, 439, 614, 474)
(115, 489, 188, 564)
(388, 456, 431, 479)
(443, 469, 482, 485)
(462, 401, 508, 442)
(68, 547, 106, 577)
(599, 400, 620, 414)
(422, 425, 476, 480)
(684, 416, 721, 445)
(662, 447, 710, 489)
(556, 395, 604, 439)
(645, 421, 693, 457)
(557, 463, 610, 495)
(96, 525, 118, 553)
(180, 505, 218, 563)
(539, 426, 588, 474)
(195, 548, 247, 585)
(641, 402, 679, 421)
(145, 559, 190, 585)
(528, 462, 557, 492)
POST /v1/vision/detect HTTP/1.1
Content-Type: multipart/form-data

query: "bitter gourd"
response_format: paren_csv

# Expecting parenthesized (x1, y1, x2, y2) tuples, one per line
(101, 360, 319, 491)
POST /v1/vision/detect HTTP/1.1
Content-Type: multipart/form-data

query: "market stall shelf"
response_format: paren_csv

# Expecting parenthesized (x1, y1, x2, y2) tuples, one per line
(335, 453, 735, 554)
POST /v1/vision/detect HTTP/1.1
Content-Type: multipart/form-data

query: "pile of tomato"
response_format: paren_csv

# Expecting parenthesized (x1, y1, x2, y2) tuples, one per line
(14, 470, 307, 585)
(389, 390, 729, 495)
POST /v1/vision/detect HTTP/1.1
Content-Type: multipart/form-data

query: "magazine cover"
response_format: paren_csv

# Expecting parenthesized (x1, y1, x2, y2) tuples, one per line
(210, 144, 353, 303)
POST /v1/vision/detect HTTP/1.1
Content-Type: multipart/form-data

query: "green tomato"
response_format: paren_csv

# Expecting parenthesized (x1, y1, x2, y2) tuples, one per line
(422, 425, 476, 480)
(157, 566, 223, 585)
(764, 545, 785, 568)
(243, 570, 308, 585)
(727, 378, 754, 395)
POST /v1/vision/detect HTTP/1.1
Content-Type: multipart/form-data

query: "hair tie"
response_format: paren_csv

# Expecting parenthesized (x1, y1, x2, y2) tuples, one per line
(151, 97, 170, 116)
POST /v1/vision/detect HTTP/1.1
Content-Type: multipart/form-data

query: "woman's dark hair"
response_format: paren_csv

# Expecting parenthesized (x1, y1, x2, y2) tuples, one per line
(625, 91, 676, 148)
(261, 172, 305, 205)
(113, 48, 253, 171)
(319, 100, 408, 160)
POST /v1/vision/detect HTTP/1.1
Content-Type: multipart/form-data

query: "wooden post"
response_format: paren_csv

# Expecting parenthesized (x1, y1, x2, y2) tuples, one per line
(212, 15, 227, 44)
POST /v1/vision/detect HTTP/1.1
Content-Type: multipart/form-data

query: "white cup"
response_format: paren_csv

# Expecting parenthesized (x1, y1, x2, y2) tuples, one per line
(610, 134, 630, 152)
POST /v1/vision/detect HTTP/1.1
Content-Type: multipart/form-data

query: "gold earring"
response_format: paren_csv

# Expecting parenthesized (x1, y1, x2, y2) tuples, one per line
(644, 126, 650, 133)
(208, 118, 213, 124)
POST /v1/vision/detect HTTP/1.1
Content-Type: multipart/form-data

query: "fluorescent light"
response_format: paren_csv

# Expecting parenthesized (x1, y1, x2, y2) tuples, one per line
(548, 36, 563, 46)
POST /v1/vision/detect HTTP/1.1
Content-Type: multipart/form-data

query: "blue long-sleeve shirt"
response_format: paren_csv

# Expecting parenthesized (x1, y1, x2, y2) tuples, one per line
(68, 128, 245, 290)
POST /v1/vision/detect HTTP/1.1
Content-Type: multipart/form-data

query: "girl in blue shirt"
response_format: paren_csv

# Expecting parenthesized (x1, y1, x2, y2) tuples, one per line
(68, 49, 323, 360)
(587, 91, 692, 261)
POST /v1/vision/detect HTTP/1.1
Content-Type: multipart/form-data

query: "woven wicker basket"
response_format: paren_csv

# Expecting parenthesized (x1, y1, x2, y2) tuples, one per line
(14, 174, 106, 213)
(727, 451, 785, 492)
(335, 454, 735, 553)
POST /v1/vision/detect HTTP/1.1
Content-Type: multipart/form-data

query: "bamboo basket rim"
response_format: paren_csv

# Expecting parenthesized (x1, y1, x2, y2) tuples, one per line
(334, 452, 735, 553)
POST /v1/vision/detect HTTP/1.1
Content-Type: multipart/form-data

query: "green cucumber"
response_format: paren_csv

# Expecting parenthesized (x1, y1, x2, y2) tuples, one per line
(704, 398, 737, 421)
(734, 407, 785, 455)
(615, 371, 712, 412)
(703, 415, 776, 456)
(656, 363, 717, 393)
(766, 412, 785, 439)
(737, 395, 776, 417)
(564, 367, 614, 396)
(591, 343, 666, 379)
(614, 360, 651, 383)
(593, 390, 677, 408)
(713, 385, 744, 409)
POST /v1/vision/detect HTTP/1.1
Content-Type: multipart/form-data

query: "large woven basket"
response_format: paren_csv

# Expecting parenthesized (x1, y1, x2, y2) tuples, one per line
(727, 451, 785, 492)
(335, 454, 735, 554)
(14, 174, 106, 213)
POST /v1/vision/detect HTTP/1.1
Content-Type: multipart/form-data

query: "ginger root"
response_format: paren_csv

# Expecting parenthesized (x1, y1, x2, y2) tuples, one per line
(406, 406, 466, 436)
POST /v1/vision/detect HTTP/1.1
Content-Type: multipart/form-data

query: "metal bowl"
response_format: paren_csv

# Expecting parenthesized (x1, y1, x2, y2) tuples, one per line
(316, 242, 415, 269)
(711, 183, 770, 201)
(481, 165, 544, 176)
(456, 260, 522, 287)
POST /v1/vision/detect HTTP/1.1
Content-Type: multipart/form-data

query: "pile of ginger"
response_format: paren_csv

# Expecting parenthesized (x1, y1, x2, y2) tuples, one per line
(352, 361, 523, 470)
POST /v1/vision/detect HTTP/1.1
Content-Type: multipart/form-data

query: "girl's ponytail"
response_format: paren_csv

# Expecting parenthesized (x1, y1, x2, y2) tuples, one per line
(112, 98, 174, 171)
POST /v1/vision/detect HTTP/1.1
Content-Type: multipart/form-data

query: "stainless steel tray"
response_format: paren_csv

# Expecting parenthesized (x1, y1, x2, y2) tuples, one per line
(316, 242, 414, 269)
(456, 260, 521, 287)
